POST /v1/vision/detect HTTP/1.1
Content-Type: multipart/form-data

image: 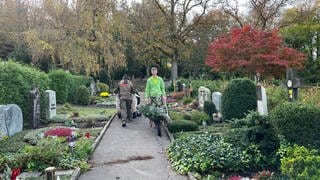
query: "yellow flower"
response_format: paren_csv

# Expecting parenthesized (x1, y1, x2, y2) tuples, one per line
(100, 92, 109, 97)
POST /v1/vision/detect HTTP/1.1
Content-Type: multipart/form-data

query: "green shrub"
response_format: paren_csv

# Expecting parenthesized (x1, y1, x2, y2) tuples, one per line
(281, 145, 320, 179)
(170, 112, 185, 121)
(167, 120, 199, 133)
(167, 134, 259, 174)
(182, 96, 193, 105)
(0, 60, 50, 121)
(67, 75, 90, 104)
(270, 102, 320, 149)
(266, 85, 287, 112)
(76, 85, 90, 105)
(96, 82, 109, 93)
(49, 70, 89, 104)
(0, 130, 29, 153)
(191, 111, 210, 125)
(48, 69, 69, 104)
(224, 111, 280, 170)
(221, 78, 257, 120)
(203, 101, 217, 118)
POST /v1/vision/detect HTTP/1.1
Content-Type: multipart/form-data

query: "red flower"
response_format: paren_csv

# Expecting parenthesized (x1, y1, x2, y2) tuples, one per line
(85, 132, 91, 139)
(11, 168, 21, 180)
(44, 127, 73, 137)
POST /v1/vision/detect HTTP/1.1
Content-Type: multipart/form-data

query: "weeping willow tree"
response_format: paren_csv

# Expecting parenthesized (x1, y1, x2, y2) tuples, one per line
(23, 0, 126, 75)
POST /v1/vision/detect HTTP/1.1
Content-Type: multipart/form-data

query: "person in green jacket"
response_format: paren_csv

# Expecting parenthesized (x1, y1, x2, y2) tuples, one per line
(145, 67, 166, 106)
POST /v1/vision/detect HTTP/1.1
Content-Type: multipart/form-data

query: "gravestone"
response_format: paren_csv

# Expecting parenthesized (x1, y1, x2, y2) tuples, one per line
(285, 68, 304, 102)
(256, 85, 268, 115)
(0, 104, 23, 138)
(45, 90, 56, 120)
(90, 79, 98, 96)
(29, 87, 40, 128)
(198, 86, 211, 108)
(212, 92, 222, 112)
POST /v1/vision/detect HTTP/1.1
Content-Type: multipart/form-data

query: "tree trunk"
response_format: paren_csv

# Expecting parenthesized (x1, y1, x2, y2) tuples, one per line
(171, 60, 178, 82)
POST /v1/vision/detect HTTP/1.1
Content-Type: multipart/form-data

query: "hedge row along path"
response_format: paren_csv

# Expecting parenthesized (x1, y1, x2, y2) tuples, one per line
(79, 93, 186, 180)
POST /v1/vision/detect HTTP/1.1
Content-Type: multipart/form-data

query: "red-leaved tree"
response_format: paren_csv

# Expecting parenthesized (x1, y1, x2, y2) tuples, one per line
(206, 25, 306, 78)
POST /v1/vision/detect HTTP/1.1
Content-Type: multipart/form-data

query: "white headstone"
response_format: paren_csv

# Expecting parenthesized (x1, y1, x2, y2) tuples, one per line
(212, 92, 222, 112)
(198, 86, 211, 108)
(257, 85, 268, 115)
(0, 104, 23, 138)
(45, 90, 56, 120)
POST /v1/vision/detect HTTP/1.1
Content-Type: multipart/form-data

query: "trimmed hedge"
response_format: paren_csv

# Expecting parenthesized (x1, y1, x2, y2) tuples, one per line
(221, 78, 257, 120)
(96, 82, 109, 93)
(0, 60, 50, 121)
(168, 120, 199, 133)
(270, 102, 320, 149)
(191, 111, 210, 125)
(48, 70, 89, 104)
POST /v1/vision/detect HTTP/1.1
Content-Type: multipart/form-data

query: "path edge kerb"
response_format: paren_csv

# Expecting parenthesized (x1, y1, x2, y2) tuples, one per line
(72, 113, 116, 180)
(163, 126, 196, 180)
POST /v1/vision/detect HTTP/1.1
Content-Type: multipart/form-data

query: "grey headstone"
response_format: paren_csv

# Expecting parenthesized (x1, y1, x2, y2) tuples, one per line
(212, 92, 222, 112)
(198, 86, 211, 108)
(29, 87, 40, 128)
(0, 104, 23, 138)
(45, 90, 56, 120)
(257, 85, 268, 115)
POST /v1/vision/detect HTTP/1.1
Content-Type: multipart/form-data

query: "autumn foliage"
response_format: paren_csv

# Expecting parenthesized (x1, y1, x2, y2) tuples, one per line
(206, 25, 306, 77)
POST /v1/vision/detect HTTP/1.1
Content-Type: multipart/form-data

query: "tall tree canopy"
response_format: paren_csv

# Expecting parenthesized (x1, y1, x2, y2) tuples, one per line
(206, 25, 306, 78)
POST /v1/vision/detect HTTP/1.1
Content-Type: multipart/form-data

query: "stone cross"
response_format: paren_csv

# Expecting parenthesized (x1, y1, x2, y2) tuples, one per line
(285, 68, 303, 102)
(256, 85, 268, 115)
(29, 86, 40, 129)
(0, 104, 23, 138)
(45, 90, 57, 120)
(198, 86, 211, 108)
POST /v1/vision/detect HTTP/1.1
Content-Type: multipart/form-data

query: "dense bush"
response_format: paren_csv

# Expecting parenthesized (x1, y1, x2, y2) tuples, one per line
(170, 112, 185, 121)
(179, 79, 228, 97)
(270, 102, 320, 149)
(167, 120, 199, 133)
(224, 111, 280, 170)
(266, 85, 287, 112)
(67, 75, 90, 104)
(191, 111, 210, 125)
(281, 145, 320, 179)
(96, 82, 109, 93)
(0, 60, 50, 121)
(49, 70, 89, 104)
(221, 78, 257, 120)
(167, 134, 261, 174)
(76, 85, 90, 105)
(203, 101, 217, 118)
(48, 70, 70, 103)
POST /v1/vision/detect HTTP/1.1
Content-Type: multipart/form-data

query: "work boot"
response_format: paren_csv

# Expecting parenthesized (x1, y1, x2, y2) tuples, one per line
(122, 120, 126, 127)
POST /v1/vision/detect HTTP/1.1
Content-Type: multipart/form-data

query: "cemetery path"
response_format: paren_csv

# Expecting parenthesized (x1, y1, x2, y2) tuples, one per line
(78, 93, 187, 180)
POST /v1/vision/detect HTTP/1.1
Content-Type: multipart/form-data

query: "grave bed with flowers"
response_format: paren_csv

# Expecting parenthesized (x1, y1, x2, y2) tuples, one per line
(0, 105, 115, 180)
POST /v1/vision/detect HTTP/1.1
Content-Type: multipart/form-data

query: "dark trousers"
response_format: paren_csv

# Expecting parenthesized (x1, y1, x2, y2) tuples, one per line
(120, 99, 132, 122)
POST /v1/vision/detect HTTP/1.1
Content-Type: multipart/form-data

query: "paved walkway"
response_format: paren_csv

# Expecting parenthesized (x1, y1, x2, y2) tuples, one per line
(79, 95, 187, 180)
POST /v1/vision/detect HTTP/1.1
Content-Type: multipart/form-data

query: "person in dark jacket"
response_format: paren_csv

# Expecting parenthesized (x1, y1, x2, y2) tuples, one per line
(115, 74, 135, 127)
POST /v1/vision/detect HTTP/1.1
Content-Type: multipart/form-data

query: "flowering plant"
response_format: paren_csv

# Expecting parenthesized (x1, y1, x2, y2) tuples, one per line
(100, 92, 109, 97)
(253, 170, 274, 180)
(44, 127, 73, 137)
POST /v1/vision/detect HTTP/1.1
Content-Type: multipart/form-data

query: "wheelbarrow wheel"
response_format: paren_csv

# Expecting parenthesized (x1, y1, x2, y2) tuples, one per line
(155, 120, 161, 137)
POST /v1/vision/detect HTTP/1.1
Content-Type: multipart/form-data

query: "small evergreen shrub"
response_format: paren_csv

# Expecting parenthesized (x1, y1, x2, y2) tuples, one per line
(191, 111, 210, 125)
(281, 145, 320, 179)
(270, 102, 320, 149)
(76, 85, 90, 105)
(167, 120, 199, 133)
(96, 82, 109, 93)
(224, 111, 280, 170)
(221, 78, 257, 120)
(182, 96, 193, 105)
(266, 85, 287, 112)
(203, 101, 217, 118)
(170, 112, 184, 121)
